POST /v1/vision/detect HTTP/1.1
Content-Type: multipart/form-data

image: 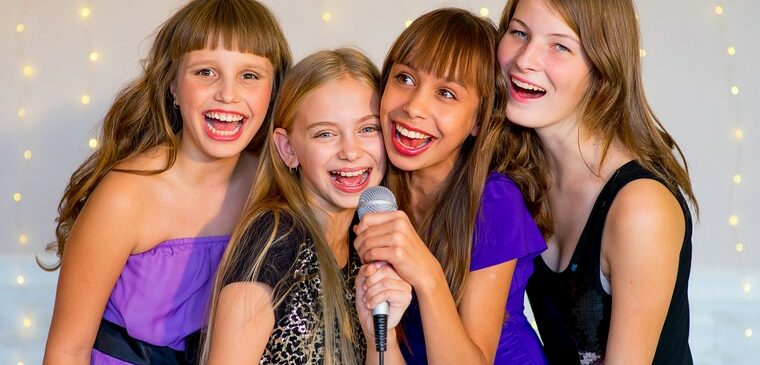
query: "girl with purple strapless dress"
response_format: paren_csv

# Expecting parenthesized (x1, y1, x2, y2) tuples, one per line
(42, 1, 292, 363)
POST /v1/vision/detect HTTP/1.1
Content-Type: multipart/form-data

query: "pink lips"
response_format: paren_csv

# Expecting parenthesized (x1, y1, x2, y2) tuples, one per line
(390, 121, 435, 157)
(203, 109, 247, 142)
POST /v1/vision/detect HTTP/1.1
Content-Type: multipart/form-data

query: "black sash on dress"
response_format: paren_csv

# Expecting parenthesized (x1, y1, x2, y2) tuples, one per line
(93, 319, 200, 365)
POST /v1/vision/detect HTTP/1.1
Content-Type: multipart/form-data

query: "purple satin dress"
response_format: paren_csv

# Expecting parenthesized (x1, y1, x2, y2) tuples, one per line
(400, 172, 548, 364)
(91, 235, 229, 364)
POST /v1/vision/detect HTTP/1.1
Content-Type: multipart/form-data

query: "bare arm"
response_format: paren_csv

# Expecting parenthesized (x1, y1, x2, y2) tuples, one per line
(207, 282, 276, 365)
(603, 180, 685, 364)
(43, 175, 140, 364)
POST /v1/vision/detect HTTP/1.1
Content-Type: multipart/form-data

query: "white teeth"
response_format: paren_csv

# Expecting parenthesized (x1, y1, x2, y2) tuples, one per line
(204, 111, 244, 122)
(334, 169, 368, 177)
(511, 78, 546, 92)
(206, 121, 241, 136)
(396, 124, 431, 139)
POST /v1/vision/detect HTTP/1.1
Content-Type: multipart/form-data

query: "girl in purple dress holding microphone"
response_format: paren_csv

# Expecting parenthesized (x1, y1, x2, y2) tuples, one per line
(353, 8, 548, 364)
(43, 1, 291, 363)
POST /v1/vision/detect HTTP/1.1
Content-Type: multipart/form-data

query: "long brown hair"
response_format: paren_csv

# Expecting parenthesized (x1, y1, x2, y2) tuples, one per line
(497, 0, 698, 237)
(204, 48, 380, 365)
(46, 0, 292, 269)
(381, 8, 507, 304)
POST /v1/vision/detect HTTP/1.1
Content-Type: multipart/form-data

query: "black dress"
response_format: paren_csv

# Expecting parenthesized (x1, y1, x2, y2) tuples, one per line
(527, 161, 693, 365)
(222, 212, 366, 364)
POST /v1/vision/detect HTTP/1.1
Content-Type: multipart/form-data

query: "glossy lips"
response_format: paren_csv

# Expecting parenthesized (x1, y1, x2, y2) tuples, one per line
(390, 121, 435, 156)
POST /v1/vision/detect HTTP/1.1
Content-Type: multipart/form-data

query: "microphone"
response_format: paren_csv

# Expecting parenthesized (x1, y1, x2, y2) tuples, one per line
(357, 186, 397, 357)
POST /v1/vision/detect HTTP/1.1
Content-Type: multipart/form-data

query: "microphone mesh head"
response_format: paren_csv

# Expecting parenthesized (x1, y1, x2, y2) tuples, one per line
(357, 186, 397, 219)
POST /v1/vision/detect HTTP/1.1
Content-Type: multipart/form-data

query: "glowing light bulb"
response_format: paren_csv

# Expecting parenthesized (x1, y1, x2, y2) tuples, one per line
(16, 24, 25, 33)
(89, 138, 99, 149)
(89, 52, 99, 62)
(736, 243, 744, 252)
(81, 94, 91, 105)
(322, 12, 332, 22)
(23, 150, 32, 160)
(81, 7, 91, 18)
(733, 174, 742, 184)
(19, 234, 28, 244)
(729, 215, 739, 226)
(743, 283, 752, 293)
(17, 362, 25, 365)
(728, 46, 736, 56)
(731, 86, 739, 95)
(714, 5, 724, 15)
(13, 193, 22, 202)
(735, 129, 744, 139)
(405, 20, 413, 28)
(22, 65, 33, 77)
(22, 318, 32, 328)
(640, 49, 646, 58)
(746, 329, 753, 338)
(480, 8, 490, 17)
(17, 276, 25, 285)
(18, 108, 27, 118)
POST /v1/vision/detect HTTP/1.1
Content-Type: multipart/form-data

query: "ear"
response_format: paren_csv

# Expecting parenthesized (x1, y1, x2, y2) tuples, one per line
(273, 128, 299, 168)
(469, 119, 480, 137)
(169, 80, 178, 101)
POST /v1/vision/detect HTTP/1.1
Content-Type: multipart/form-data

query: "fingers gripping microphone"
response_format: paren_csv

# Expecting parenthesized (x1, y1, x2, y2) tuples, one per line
(357, 186, 397, 357)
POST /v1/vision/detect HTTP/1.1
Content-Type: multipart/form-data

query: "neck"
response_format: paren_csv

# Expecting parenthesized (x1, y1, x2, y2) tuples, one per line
(311, 205, 355, 261)
(175, 142, 242, 188)
(407, 163, 452, 224)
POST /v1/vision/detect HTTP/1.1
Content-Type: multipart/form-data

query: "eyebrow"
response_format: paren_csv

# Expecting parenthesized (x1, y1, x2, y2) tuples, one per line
(397, 63, 465, 88)
(306, 115, 380, 130)
(511, 18, 581, 45)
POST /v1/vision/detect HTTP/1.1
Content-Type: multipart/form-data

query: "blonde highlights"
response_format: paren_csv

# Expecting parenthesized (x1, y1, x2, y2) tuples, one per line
(497, 0, 698, 237)
(381, 8, 507, 304)
(205, 48, 380, 364)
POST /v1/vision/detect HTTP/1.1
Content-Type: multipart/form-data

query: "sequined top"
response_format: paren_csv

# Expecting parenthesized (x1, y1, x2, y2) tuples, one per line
(526, 161, 693, 365)
(222, 212, 366, 364)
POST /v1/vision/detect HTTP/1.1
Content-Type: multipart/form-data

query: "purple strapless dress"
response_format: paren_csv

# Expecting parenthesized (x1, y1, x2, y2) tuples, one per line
(91, 235, 229, 364)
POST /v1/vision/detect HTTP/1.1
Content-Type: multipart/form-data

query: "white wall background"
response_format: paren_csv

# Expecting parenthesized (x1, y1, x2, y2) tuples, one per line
(1, 0, 758, 363)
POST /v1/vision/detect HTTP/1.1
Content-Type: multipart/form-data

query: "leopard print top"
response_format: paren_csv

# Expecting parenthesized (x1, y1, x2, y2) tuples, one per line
(222, 212, 366, 364)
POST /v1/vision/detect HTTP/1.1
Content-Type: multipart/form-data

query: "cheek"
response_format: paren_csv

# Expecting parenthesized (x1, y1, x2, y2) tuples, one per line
(497, 38, 518, 72)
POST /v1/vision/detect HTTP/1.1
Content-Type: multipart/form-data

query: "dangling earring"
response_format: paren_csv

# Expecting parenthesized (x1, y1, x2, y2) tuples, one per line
(289, 165, 298, 175)
(173, 99, 180, 109)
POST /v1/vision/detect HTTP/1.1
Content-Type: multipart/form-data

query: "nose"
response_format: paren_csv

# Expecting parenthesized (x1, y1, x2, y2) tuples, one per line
(514, 40, 543, 72)
(337, 134, 363, 161)
(401, 88, 429, 120)
(215, 75, 240, 104)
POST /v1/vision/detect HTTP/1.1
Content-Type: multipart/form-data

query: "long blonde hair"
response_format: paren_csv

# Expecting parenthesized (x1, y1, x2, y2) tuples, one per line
(381, 8, 507, 304)
(46, 0, 291, 269)
(204, 48, 380, 365)
(497, 0, 698, 236)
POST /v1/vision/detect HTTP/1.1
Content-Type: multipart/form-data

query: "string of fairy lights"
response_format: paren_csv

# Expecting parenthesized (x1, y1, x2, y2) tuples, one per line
(714, 3, 753, 342)
(4, 1, 755, 362)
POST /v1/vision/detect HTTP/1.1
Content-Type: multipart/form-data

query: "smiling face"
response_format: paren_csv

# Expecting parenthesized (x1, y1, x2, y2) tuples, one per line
(380, 63, 480, 179)
(274, 77, 385, 213)
(172, 46, 274, 161)
(497, 0, 592, 133)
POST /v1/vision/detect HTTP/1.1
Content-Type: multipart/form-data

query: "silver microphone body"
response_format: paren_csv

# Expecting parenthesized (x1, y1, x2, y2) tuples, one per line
(357, 186, 397, 317)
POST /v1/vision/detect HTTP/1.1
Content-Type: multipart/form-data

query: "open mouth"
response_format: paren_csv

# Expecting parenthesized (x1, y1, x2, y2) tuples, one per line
(329, 168, 372, 193)
(510, 77, 547, 100)
(203, 110, 247, 140)
(391, 122, 435, 156)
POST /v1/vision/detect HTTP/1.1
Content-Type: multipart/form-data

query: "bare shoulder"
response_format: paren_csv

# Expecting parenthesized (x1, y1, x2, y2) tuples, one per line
(604, 179, 685, 258)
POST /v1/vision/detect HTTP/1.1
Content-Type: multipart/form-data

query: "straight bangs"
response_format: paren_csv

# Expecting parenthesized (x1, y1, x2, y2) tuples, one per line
(167, 0, 288, 71)
(383, 8, 495, 98)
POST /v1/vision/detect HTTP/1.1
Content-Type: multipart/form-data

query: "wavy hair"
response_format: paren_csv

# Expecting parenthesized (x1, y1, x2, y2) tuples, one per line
(497, 0, 698, 238)
(45, 0, 292, 269)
